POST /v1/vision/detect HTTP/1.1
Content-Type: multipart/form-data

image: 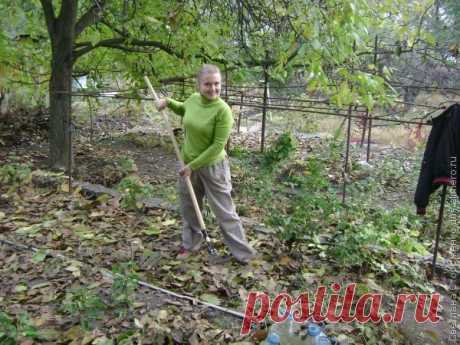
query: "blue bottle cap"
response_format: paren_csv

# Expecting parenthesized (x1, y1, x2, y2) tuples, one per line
(318, 335, 331, 345)
(307, 323, 321, 336)
(267, 333, 280, 345)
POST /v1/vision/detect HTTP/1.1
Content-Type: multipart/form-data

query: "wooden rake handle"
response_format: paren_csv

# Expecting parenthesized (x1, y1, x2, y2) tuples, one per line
(144, 76, 206, 231)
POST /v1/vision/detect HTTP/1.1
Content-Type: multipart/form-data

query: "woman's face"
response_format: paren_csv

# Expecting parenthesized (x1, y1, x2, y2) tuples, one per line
(198, 72, 221, 100)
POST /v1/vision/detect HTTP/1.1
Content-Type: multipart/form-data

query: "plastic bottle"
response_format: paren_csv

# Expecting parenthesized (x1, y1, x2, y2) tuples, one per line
(269, 312, 304, 345)
(304, 322, 331, 345)
(261, 333, 281, 345)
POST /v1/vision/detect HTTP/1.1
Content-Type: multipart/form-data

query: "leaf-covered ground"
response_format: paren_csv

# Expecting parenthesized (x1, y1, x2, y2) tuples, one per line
(1, 115, 458, 345)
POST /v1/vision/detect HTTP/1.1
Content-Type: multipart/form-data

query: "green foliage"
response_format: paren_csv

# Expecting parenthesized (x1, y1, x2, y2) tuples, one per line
(0, 312, 16, 345)
(116, 156, 137, 175)
(330, 205, 427, 271)
(268, 157, 339, 244)
(110, 262, 139, 317)
(263, 132, 297, 168)
(0, 312, 39, 344)
(270, 192, 339, 245)
(1, 312, 39, 344)
(331, 218, 382, 269)
(0, 163, 32, 192)
(116, 176, 154, 210)
(1, 0, 419, 113)
(229, 145, 251, 159)
(62, 287, 106, 331)
(236, 141, 430, 287)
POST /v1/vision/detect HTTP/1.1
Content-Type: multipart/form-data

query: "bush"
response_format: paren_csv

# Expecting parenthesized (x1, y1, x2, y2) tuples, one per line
(62, 287, 106, 331)
(0, 163, 32, 192)
(116, 175, 154, 210)
(111, 262, 139, 318)
(263, 132, 297, 168)
(0, 312, 39, 344)
(329, 205, 427, 273)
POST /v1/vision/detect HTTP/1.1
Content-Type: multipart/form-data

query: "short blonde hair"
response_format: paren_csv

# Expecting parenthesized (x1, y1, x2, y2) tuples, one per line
(197, 64, 221, 82)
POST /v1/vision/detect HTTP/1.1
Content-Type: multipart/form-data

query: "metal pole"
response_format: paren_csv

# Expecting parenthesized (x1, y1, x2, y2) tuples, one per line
(68, 117, 72, 193)
(366, 114, 373, 162)
(366, 36, 378, 163)
(342, 41, 356, 203)
(224, 66, 228, 102)
(360, 109, 368, 147)
(261, 67, 268, 152)
(224, 66, 231, 152)
(430, 184, 448, 280)
(87, 96, 94, 144)
(237, 92, 243, 133)
(342, 104, 352, 204)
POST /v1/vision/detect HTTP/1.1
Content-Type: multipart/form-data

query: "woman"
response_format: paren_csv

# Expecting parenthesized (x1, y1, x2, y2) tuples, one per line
(156, 64, 256, 264)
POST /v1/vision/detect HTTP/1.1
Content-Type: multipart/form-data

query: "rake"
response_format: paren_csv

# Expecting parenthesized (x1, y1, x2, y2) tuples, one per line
(144, 76, 218, 257)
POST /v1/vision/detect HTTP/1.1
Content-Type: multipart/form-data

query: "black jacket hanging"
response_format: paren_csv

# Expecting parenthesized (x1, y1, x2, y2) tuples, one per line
(414, 103, 460, 215)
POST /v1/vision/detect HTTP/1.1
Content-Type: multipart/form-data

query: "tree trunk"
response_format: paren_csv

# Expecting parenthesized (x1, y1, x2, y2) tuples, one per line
(49, 50, 72, 169)
(45, 1, 77, 169)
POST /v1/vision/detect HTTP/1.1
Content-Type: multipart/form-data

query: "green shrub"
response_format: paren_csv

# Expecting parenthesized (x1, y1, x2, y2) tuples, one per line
(111, 262, 139, 318)
(263, 132, 297, 168)
(116, 156, 137, 174)
(0, 312, 39, 344)
(0, 312, 16, 345)
(116, 176, 154, 210)
(229, 145, 251, 159)
(329, 206, 428, 273)
(62, 287, 106, 331)
(0, 163, 32, 192)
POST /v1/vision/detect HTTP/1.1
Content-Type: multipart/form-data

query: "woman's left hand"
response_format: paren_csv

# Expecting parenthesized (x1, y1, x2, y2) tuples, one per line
(179, 165, 192, 177)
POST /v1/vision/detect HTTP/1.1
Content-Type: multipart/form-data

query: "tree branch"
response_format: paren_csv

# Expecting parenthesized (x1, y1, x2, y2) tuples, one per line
(55, 0, 77, 47)
(101, 19, 128, 37)
(39, 0, 56, 36)
(73, 38, 183, 60)
(75, 2, 105, 38)
(57, 0, 77, 24)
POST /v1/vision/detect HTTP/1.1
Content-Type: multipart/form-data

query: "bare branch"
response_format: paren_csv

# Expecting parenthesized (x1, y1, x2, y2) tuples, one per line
(75, 2, 105, 38)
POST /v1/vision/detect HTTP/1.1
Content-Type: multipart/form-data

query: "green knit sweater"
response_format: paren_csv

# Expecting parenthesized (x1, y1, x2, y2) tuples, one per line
(166, 92, 233, 170)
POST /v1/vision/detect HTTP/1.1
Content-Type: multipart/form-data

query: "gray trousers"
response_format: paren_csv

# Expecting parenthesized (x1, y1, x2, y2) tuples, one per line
(178, 158, 256, 262)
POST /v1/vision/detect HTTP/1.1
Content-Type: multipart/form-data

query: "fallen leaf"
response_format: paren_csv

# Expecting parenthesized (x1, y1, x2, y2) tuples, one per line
(14, 283, 28, 293)
(143, 224, 161, 236)
(65, 261, 82, 277)
(31, 249, 48, 263)
(16, 224, 42, 236)
(162, 219, 176, 226)
(200, 293, 221, 306)
(61, 181, 70, 192)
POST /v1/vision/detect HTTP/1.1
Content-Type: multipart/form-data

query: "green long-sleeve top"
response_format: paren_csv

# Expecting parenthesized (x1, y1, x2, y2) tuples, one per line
(166, 92, 233, 170)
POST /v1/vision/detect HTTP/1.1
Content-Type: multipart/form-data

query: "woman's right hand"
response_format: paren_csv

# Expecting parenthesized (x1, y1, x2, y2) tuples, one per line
(155, 99, 167, 111)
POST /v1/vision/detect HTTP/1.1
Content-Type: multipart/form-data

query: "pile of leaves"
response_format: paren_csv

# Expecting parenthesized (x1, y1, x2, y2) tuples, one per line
(0, 108, 48, 146)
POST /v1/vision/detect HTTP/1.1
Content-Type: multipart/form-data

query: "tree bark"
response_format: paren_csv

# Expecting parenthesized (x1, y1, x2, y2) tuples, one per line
(43, 0, 77, 168)
(49, 49, 73, 169)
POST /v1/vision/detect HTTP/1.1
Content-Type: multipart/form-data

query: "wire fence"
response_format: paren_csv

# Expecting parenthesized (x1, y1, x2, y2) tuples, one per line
(58, 35, 459, 204)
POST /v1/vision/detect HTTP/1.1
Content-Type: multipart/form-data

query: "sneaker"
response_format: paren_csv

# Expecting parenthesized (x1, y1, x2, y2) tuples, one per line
(176, 246, 191, 259)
